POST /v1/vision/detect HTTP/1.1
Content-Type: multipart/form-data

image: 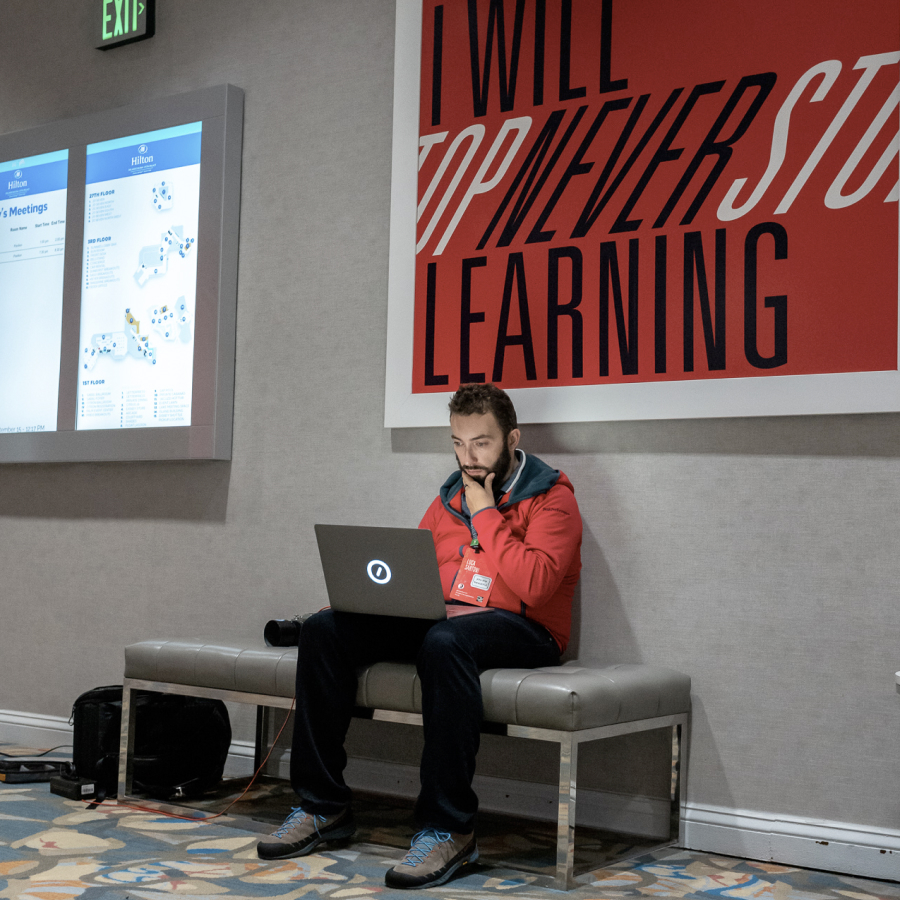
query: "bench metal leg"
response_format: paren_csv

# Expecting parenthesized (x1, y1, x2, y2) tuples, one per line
(673, 716, 690, 846)
(555, 732, 578, 890)
(254, 705, 271, 772)
(117, 680, 138, 799)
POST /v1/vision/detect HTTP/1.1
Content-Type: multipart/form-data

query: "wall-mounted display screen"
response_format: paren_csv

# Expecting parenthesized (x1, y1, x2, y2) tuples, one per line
(0, 149, 69, 435)
(77, 123, 201, 430)
(0, 85, 242, 463)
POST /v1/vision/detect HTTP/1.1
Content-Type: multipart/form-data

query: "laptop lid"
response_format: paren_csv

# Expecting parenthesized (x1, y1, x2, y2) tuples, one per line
(314, 524, 447, 620)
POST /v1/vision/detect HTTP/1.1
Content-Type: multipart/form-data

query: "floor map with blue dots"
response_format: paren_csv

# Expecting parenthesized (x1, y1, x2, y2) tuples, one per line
(76, 123, 201, 431)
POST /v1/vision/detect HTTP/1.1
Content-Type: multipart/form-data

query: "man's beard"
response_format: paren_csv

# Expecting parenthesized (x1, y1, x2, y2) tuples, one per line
(458, 442, 513, 495)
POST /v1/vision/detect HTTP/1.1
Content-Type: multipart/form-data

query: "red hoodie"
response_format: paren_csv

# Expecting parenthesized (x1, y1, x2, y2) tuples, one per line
(419, 452, 582, 651)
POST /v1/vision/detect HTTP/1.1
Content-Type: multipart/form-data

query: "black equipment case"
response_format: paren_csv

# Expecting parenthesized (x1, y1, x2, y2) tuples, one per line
(71, 685, 231, 800)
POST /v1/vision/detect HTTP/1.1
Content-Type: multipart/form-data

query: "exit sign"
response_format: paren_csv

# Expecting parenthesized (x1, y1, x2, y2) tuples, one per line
(97, 0, 155, 50)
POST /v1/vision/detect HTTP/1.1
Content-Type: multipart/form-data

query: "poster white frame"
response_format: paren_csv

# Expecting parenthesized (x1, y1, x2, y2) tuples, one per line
(383, 0, 900, 427)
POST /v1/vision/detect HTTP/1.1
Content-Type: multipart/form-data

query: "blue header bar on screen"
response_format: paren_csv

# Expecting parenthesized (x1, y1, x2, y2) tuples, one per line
(88, 121, 201, 154)
(86, 122, 202, 183)
(1, 153, 68, 201)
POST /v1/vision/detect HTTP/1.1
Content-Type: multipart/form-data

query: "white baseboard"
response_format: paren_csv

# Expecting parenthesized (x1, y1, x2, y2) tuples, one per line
(0, 710, 73, 750)
(4, 710, 898, 882)
(683, 804, 900, 882)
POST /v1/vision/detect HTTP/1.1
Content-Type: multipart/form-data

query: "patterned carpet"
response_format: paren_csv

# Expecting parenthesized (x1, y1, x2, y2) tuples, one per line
(1, 750, 899, 899)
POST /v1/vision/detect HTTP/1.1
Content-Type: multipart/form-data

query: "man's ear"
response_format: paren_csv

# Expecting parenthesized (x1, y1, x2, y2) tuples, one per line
(507, 428, 521, 454)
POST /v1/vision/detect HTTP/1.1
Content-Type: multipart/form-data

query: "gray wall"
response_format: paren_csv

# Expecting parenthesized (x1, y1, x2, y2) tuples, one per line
(1, 0, 898, 832)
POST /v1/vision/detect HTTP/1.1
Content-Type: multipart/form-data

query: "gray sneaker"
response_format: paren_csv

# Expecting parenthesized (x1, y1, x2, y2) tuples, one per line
(384, 828, 478, 889)
(257, 805, 355, 860)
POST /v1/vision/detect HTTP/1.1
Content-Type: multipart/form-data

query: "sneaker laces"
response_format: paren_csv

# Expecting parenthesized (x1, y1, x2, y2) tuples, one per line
(401, 829, 452, 867)
(271, 806, 327, 839)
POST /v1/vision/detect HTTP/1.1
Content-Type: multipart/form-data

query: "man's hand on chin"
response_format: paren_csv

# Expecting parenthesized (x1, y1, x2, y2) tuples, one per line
(462, 471, 496, 515)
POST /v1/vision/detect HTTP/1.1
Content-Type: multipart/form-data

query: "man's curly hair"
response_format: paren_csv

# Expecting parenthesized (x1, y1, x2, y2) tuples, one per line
(448, 383, 518, 439)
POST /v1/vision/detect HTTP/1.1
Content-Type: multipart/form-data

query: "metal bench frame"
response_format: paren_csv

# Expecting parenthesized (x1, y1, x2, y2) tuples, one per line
(118, 675, 689, 890)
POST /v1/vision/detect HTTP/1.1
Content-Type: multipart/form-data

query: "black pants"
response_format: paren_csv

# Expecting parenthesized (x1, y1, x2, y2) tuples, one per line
(289, 607, 561, 833)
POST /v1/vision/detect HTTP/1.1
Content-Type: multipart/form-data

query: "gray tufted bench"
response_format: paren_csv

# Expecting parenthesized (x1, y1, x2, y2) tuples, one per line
(119, 637, 691, 889)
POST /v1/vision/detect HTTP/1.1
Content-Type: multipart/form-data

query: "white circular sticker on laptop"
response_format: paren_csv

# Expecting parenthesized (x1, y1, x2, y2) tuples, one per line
(367, 559, 392, 584)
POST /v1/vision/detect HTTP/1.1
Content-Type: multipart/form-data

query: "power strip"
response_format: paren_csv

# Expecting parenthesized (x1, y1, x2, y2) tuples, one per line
(49, 774, 97, 800)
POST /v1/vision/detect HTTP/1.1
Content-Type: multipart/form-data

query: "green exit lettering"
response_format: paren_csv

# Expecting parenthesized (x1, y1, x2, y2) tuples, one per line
(98, 0, 154, 50)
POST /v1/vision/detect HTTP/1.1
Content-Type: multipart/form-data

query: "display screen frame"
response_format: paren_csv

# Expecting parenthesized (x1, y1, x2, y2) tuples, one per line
(0, 84, 242, 463)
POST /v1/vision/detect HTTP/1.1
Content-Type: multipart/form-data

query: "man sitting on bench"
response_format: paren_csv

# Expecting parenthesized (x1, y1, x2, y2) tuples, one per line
(257, 383, 583, 890)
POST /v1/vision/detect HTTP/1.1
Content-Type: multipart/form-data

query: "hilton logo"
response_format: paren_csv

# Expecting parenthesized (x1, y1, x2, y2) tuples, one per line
(366, 560, 392, 585)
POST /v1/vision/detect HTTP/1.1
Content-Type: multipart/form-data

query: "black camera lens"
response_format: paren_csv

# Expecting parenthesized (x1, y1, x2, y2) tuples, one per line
(264, 619, 302, 647)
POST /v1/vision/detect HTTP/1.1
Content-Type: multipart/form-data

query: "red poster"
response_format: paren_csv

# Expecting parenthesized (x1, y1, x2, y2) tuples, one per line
(408, 0, 899, 399)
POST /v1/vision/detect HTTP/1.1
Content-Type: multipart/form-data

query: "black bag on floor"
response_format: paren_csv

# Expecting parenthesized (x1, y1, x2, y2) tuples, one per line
(71, 685, 231, 801)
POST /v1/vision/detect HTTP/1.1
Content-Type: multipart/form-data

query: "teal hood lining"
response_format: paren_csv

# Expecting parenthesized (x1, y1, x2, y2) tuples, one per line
(439, 450, 561, 514)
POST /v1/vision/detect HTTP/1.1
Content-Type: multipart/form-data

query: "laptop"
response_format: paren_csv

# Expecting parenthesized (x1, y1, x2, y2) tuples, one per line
(314, 524, 447, 620)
